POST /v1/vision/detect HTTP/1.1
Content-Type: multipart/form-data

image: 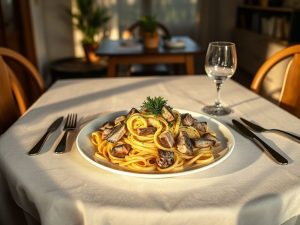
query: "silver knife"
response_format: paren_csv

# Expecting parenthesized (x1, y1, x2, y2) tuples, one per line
(232, 119, 288, 165)
(28, 117, 64, 155)
(240, 117, 300, 143)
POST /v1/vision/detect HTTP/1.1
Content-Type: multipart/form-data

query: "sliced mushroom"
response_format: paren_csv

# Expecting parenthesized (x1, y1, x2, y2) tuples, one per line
(137, 126, 157, 136)
(192, 138, 215, 148)
(176, 131, 193, 155)
(162, 106, 175, 122)
(127, 108, 139, 118)
(159, 131, 175, 148)
(99, 122, 114, 131)
(202, 133, 220, 147)
(156, 149, 174, 168)
(179, 126, 200, 139)
(193, 121, 207, 134)
(107, 124, 127, 143)
(111, 144, 131, 158)
(114, 115, 126, 125)
(181, 113, 195, 126)
(102, 128, 112, 140)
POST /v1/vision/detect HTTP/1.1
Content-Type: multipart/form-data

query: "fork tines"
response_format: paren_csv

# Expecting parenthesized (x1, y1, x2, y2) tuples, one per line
(64, 114, 77, 129)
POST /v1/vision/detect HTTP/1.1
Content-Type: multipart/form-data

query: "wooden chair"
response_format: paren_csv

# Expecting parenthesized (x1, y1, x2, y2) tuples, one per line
(0, 47, 45, 134)
(251, 44, 300, 118)
(124, 22, 172, 76)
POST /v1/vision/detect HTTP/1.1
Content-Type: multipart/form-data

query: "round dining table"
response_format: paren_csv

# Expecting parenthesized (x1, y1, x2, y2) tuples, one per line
(0, 76, 300, 225)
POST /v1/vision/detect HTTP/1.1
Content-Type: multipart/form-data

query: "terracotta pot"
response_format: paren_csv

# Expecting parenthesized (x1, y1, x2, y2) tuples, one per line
(82, 42, 99, 63)
(259, 0, 268, 7)
(143, 32, 160, 49)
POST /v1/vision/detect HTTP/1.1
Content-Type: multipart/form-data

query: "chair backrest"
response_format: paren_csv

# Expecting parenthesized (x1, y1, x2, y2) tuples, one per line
(251, 45, 300, 118)
(0, 47, 45, 134)
(125, 21, 170, 39)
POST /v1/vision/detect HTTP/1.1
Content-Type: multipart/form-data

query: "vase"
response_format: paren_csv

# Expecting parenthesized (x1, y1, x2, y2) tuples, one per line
(143, 32, 160, 49)
(82, 43, 99, 63)
(259, 0, 269, 6)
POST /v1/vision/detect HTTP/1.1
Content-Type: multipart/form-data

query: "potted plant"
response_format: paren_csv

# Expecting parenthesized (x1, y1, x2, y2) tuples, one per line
(72, 0, 111, 63)
(139, 15, 160, 49)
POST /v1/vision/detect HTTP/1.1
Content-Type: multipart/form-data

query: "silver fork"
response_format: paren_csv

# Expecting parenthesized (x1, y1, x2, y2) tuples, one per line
(240, 117, 300, 143)
(55, 114, 77, 154)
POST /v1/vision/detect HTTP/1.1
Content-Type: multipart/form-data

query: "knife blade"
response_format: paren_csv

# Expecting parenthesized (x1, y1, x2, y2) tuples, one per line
(240, 118, 265, 132)
(232, 119, 288, 165)
(28, 116, 64, 155)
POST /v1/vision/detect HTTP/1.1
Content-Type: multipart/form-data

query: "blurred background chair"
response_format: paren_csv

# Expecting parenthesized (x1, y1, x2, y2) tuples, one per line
(124, 21, 172, 76)
(126, 21, 171, 40)
(0, 47, 45, 134)
(251, 44, 300, 118)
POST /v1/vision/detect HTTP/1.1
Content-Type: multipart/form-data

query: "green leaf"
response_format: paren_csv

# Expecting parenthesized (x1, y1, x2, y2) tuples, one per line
(139, 15, 158, 34)
(72, 0, 111, 44)
(141, 96, 168, 115)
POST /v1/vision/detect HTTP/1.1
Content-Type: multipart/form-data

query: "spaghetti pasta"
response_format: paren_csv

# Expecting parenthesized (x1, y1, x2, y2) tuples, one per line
(91, 99, 221, 173)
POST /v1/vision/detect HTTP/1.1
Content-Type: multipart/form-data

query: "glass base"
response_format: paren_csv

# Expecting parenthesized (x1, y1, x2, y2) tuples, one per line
(203, 105, 231, 116)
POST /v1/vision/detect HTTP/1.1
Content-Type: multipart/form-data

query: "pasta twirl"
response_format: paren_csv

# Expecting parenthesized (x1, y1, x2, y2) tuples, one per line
(91, 107, 221, 173)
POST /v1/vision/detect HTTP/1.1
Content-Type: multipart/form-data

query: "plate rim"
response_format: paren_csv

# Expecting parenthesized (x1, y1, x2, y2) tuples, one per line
(76, 109, 235, 178)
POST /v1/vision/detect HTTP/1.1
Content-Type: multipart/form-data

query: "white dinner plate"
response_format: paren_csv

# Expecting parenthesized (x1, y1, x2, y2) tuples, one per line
(76, 110, 235, 178)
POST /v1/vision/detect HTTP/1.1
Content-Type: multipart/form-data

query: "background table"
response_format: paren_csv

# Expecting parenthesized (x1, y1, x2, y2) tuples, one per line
(0, 76, 300, 225)
(50, 57, 107, 82)
(96, 36, 203, 76)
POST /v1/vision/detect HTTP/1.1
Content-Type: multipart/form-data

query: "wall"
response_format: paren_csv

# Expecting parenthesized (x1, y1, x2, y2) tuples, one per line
(198, 0, 243, 48)
(29, 0, 74, 85)
(29, 0, 47, 75)
(217, 0, 244, 41)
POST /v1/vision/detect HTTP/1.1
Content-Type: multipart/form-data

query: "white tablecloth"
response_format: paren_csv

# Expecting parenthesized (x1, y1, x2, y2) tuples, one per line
(0, 76, 300, 225)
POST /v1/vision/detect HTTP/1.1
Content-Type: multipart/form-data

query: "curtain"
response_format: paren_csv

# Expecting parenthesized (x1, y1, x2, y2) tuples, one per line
(98, 0, 142, 40)
(98, 0, 202, 41)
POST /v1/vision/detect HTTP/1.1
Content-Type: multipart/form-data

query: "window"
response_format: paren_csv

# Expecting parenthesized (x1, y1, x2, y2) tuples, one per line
(151, 0, 200, 40)
(73, 0, 201, 56)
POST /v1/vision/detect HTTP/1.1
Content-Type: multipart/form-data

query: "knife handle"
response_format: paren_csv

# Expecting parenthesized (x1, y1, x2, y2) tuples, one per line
(253, 137, 288, 165)
(28, 131, 50, 155)
(272, 129, 300, 143)
(54, 130, 69, 154)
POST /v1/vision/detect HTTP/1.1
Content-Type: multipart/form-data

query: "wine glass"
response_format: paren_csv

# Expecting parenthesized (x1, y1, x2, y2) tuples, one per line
(203, 42, 237, 116)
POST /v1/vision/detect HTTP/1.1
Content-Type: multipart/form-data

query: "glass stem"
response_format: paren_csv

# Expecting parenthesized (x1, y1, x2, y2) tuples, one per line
(214, 80, 223, 108)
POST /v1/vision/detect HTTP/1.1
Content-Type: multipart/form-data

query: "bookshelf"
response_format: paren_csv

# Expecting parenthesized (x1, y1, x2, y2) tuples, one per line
(233, 5, 300, 87)
(236, 5, 300, 43)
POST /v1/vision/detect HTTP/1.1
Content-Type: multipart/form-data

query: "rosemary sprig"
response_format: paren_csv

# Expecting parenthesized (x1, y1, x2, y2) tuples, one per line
(141, 96, 168, 115)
